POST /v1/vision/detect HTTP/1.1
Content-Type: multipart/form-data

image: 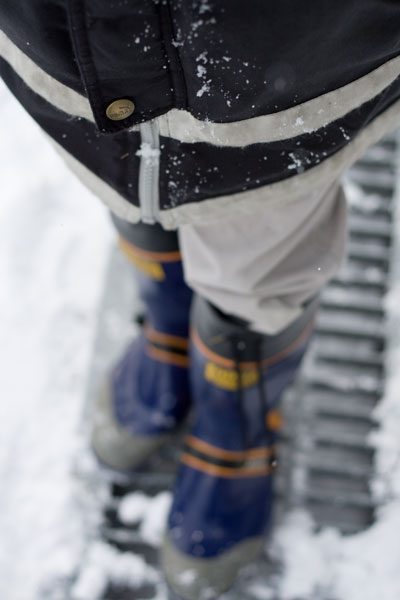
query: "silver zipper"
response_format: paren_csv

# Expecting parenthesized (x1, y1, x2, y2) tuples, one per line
(138, 120, 160, 224)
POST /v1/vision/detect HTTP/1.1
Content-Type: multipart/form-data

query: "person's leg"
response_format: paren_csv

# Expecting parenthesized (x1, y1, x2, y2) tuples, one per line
(91, 216, 193, 472)
(162, 181, 347, 599)
(178, 180, 347, 333)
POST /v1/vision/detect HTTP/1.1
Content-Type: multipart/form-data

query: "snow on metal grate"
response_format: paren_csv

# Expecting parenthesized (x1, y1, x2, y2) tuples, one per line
(280, 132, 397, 537)
(76, 133, 398, 600)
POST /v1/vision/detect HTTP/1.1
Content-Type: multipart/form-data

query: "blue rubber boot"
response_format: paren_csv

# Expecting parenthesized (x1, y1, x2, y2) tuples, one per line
(91, 219, 193, 472)
(162, 295, 318, 599)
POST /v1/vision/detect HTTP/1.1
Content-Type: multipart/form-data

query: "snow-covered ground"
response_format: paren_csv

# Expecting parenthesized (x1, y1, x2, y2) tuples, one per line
(0, 82, 113, 600)
(1, 81, 400, 600)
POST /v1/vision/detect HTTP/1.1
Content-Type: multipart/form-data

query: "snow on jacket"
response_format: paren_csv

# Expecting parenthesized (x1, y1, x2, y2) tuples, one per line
(1, 1, 400, 229)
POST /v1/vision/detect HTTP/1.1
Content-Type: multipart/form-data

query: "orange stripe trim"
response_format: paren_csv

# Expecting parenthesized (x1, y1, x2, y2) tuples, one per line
(191, 329, 256, 370)
(186, 436, 274, 461)
(145, 326, 189, 351)
(118, 237, 182, 263)
(266, 410, 284, 431)
(260, 318, 316, 368)
(146, 345, 190, 368)
(246, 447, 275, 459)
(181, 453, 272, 479)
(191, 316, 315, 371)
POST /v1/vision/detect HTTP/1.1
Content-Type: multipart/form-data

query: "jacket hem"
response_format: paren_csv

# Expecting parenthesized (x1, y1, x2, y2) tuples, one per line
(158, 97, 400, 229)
(0, 28, 93, 121)
(44, 97, 400, 230)
(1, 25, 399, 147)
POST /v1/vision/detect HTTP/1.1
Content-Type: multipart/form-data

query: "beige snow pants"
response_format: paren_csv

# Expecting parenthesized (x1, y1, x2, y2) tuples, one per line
(178, 180, 347, 335)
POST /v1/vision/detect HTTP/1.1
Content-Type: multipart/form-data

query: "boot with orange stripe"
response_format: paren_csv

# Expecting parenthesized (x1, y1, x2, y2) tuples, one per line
(91, 218, 193, 472)
(162, 294, 318, 599)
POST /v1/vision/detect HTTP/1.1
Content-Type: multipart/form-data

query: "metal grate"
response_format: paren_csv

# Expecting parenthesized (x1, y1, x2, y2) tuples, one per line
(280, 133, 397, 536)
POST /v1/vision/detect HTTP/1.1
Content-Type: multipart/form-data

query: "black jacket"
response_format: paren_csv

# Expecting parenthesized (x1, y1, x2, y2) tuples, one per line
(1, 1, 400, 228)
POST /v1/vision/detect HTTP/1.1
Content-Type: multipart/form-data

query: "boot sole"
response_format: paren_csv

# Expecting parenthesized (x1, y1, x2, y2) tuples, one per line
(91, 380, 172, 472)
(162, 531, 264, 600)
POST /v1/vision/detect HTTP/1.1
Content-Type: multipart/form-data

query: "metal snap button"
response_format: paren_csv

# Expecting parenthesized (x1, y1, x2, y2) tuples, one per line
(106, 99, 135, 121)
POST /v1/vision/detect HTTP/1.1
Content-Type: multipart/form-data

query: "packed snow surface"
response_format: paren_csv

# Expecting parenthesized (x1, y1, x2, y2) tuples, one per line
(0, 83, 113, 600)
(1, 82, 400, 600)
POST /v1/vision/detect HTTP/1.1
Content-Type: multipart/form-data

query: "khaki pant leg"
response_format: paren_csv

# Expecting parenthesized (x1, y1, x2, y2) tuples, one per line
(178, 180, 347, 335)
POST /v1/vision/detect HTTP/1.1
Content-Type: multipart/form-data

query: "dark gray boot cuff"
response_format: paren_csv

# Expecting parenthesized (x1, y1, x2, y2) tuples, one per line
(191, 294, 319, 362)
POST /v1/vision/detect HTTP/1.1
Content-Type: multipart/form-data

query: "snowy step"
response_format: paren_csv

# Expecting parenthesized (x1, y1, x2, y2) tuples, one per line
(102, 581, 159, 600)
(313, 331, 383, 353)
(305, 487, 374, 509)
(292, 387, 379, 418)
(305, 363, 381, 393)
(315, 310, 385, 341)
(313, 396, 379, 422)
(312, 442, 374, 471)
(350, 197, 393, 218)
(315, 345, 383, 370)
(333, 264, 387, 290)
(360, 144, 397, 166)
(306, 501, 374, 535)
(331, 279, 386, 293)
(375, 132, 398, 148)
(314, 411, 376, 439)
(320, 287, 384, 315)
(312, 426, 373, 449)
(347, 167, 396, 193)
(356, 155, 396, 172)
(309, 473, 370, 501)
(347, 241, 390, 266)
(306, 456, 372, 479)
(315, 348, 384, 370)
(101, 527, 159, 560)
(348, 214, 392, 240)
